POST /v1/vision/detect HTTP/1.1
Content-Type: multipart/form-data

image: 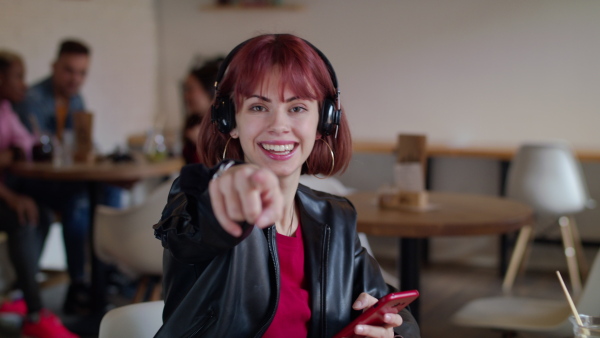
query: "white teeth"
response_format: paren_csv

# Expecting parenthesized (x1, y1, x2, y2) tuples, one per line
(261, 143, 294, 152)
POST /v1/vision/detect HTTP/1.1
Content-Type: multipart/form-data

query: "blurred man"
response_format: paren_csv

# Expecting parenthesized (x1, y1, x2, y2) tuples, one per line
(15, 39, 89, 137)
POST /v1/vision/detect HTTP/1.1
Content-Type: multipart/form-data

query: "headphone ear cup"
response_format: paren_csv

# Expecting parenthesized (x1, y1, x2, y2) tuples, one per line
(211, 96, 236, 134)
(319, 97, 340, 136)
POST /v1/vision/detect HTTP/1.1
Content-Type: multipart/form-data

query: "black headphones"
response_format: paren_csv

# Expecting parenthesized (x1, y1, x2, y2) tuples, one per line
(211, 35, 341, 138)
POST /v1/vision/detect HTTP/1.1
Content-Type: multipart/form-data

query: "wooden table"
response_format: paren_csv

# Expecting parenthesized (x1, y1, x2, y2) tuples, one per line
(352, 141, 600, 276)
(10, 157, 184, 312)
(346, 191, 533, 322)
(11, 157, 184, 182)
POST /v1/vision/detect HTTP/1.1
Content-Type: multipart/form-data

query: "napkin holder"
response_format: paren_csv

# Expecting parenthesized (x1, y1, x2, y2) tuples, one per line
(379, 133, 429, 210)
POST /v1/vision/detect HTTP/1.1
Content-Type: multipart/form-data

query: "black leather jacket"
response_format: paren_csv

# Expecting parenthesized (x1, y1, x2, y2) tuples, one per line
(153, 163, 420, 338)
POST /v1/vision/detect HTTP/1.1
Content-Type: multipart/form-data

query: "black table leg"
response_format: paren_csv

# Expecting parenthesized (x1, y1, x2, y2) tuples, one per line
(88, 181, 107, 313)
(399, 238, 421, 323)
(498, 160, 511, 277)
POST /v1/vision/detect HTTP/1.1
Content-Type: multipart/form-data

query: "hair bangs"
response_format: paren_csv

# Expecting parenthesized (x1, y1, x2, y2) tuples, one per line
(222, 35, 335, 106)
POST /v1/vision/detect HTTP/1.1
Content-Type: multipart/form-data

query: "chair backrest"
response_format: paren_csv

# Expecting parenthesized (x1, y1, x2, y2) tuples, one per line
(506, 142, 588, 215)
(576, 248, 600, 315)
(299, 175, 355, 196)
(98, 301, 164, 338)
(94, 178, 174, 277)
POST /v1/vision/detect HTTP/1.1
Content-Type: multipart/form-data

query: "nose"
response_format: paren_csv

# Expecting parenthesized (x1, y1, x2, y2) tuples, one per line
(268, 108, 291, 134)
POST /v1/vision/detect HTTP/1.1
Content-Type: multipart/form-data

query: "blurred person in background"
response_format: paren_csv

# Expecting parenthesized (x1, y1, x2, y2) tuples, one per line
(14, 40, 89, 139)
(0, 49, 78, 338)
(181, 57, 222, 164)
(13, 39, 121, 315)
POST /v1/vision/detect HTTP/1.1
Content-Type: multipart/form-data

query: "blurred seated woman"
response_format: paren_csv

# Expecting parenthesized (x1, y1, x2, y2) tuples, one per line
(181, 57, 222, 164)
(153, 34, 420, 337)
(0, 49, 78, 338)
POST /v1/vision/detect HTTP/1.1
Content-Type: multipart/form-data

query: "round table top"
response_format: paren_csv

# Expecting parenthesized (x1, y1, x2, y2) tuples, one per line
(10, 157, 184, 182)
(347, 191, 533, 238)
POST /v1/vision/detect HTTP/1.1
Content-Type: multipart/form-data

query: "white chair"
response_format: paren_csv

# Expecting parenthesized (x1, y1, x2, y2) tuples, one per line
(94, 178, 174, 302)
(452, 248, 600, 337)
(98, 300, 164, 338)
(502, 142, 592, 296)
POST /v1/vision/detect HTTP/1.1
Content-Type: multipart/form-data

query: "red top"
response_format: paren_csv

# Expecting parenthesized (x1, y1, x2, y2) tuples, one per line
(262, 223, 311, 338)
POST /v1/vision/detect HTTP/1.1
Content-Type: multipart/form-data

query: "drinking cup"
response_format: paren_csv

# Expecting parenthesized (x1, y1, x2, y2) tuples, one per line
(570, 314, 600, 338)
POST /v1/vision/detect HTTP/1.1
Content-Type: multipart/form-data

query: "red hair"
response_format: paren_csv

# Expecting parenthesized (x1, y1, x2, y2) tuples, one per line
(197, 34, 352, 176)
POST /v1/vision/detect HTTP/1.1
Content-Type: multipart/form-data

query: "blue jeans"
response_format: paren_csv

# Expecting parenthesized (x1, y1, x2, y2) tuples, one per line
(0, 199, 51, 313)
(14, 178, 122, 284)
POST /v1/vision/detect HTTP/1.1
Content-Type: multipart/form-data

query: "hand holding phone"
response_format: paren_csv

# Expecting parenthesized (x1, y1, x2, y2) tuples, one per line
(333, 290, 419, 338)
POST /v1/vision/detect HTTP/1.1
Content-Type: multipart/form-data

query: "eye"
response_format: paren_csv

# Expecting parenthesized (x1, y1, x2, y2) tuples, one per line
(250, 105, 267, 112)
(290, 106, 307, 113)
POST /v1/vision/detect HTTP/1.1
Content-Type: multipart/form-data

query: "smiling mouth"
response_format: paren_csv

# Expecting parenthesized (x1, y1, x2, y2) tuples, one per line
(260, 143, 295, 155)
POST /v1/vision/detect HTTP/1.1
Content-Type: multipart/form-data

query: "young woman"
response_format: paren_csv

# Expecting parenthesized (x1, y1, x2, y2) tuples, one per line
(154, 34, 420, 338)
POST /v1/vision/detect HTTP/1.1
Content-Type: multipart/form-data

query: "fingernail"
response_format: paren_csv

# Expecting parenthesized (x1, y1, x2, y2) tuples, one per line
(355, 325, 364, 333)
(353, 300, 362, 309)
(384, 314, 392, 321)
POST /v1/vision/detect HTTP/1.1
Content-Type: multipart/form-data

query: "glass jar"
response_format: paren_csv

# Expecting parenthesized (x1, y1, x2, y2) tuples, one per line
(570, 315, 600, 338)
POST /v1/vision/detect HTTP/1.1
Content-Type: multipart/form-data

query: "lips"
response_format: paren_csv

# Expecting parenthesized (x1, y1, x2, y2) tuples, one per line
(259, 142, 297, 160)
(261, 143, 295, 154)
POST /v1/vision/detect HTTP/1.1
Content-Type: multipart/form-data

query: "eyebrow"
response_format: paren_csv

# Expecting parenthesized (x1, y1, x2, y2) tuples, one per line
(249, 95, 301, 103)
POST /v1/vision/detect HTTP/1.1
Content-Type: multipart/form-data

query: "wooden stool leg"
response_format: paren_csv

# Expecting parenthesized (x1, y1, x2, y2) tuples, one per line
(150, 278, 162, 301)
(559, 216, 582, 297)
(502, 225, 533, 294)
(133, 276, 149, 303)
(568, 215, 588, 280)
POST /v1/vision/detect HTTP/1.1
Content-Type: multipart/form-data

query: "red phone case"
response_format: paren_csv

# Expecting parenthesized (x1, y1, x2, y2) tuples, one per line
(333, 290, 419, 338)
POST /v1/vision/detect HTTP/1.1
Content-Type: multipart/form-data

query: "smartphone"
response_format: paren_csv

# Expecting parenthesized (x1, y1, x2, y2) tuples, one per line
(333, 290, 419, 338)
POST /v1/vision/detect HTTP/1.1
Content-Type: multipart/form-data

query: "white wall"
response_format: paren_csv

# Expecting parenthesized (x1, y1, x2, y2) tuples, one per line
(0, 0, 158, 153)
(157, 0, 600, 149)
(2, 0, 597, 152)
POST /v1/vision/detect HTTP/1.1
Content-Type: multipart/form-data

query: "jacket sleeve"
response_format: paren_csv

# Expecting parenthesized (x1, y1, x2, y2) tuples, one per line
(153, 162, 253, 264)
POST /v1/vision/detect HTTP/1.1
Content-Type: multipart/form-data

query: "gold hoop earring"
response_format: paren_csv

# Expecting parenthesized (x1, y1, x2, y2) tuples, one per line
(308, 138, 335, 179)
(222, 137, 232, 160)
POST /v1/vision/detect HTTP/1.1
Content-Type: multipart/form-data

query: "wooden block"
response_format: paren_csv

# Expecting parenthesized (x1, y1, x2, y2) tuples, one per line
(73, 149, 95, 164)
(378, 190, 429, 210)
(398, 191, 428, 207)
(73, 112, 94, 164)
(396, 134, 427, 163)
(74, 112, 94, 148)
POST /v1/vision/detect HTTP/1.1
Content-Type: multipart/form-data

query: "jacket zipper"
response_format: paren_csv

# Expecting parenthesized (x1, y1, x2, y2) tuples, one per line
(253, 227, 280, 337)
(186, 309, 215, 338)
(321, 224, 331, 337)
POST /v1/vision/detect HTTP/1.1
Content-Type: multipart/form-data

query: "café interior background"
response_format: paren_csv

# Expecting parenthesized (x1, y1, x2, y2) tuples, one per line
(2, 0, 600, 263)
